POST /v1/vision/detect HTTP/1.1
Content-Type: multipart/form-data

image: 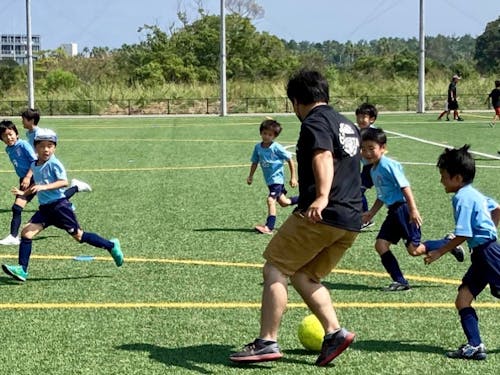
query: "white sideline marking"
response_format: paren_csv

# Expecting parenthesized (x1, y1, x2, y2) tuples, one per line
(385, 130, 500, 161)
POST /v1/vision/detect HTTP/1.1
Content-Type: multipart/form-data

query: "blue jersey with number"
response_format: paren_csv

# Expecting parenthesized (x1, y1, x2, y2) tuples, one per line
(370, 155, 410, 206)
(251, 142, 291, 186)
(452, 184, 498, 248)
(5, 139, 37, 178)
(31, 155, 67, 205)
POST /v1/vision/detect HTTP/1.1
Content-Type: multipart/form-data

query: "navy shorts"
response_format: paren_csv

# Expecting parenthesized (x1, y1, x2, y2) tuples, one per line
(268, 184, 287, 200)
(448, 100, 459, 110)
(30, 198, 80, 235)
(360, 164, 373, 190)
(461, 240, 500, 299)
(377, 202, 421, 247)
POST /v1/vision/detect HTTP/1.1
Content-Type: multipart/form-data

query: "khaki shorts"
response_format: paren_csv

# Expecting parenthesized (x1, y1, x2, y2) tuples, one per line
(263, 212, 359, 282)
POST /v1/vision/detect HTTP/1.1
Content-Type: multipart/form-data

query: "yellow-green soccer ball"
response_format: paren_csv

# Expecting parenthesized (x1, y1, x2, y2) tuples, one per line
(297, 314, 325, 351)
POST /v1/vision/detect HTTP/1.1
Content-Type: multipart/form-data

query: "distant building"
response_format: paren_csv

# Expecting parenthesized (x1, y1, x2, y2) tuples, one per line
(60, 42, 78, 56)
(0, 34, 41, 65)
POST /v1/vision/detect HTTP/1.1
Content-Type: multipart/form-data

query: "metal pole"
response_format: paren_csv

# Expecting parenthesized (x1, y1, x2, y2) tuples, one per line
(26, 0, 35, 108)
(219, 0, 227, 116)
(417, 0, 425, 113)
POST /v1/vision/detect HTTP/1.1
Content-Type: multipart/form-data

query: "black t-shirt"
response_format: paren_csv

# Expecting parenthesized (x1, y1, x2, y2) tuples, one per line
(447, 82, 457, 102)
(489, 88, 500, 108)
(295, 105, 362, 231)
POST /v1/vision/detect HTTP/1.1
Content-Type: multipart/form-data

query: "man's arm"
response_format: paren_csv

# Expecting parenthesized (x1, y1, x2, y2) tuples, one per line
(304, 149, 333, 223)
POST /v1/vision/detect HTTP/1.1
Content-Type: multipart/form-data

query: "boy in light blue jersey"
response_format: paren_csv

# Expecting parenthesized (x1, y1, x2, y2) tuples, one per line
(247, 119, 298, 234)
(361, 128, 464, 291)
(424, 145, 500, 360)
(1, 129, 123, 282)
(0, 121, 37, 245)
(21, 108, 92, 197)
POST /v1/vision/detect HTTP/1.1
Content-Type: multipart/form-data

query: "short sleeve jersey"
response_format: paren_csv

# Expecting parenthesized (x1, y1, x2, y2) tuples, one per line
(452, 184, 498, 249)
(26, 127, 40, 149)
(447, 81, 457, 102)
(250, 142, 291, 186)
(488, 88, 500, 108)
(6, 139, 37, 178)
(31, 154, 67, 205)
(295, 105, 362, 231)
(370, 155, 410, 206)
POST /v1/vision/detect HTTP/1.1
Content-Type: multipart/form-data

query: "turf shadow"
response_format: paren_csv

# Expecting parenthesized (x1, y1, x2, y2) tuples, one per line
(118, 343, 251, 373)
(193, 228, 257, 233)
(350, 339, 445, 353)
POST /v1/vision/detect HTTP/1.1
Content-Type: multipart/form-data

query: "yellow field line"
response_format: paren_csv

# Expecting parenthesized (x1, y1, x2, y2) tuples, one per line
(0, 253, 462, 285)
(0, 301, 497, 310)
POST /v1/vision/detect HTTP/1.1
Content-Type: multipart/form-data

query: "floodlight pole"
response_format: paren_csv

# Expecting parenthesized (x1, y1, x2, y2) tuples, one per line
(26, 0, 35, 108)
(417, 0, 425, 113)
(219, 0, 227, 116)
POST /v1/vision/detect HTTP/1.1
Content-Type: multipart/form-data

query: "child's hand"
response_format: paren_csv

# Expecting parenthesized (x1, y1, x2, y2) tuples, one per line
(289, 178, 298, 188)
(246, 176, 253, 185)
(409, 209, 423, 228)
(21, 177, 31, 190)
(424, 250, 443, 265)
(11, 187, 23, 196)
(362, 211, 373, 224)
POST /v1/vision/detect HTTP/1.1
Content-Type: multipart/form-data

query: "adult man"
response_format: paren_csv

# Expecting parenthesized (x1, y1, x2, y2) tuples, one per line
(230, 69, 362, 367)
(448, 74, 464, 121)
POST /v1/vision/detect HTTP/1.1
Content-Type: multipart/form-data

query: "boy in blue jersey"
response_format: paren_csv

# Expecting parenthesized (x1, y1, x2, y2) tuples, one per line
(21, 108, 92, 197)
(0, 121, 37, 246)
(424, 145, 500, 360)
(361, 128, 464, 291)
(247, 118, 298, 234)
(1, 129, 123, 282)
(355, 103, 378, 229)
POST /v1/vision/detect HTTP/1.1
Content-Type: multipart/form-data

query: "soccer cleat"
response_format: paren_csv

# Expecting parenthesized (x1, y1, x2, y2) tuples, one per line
(0, 234, 20, 246)
(110, 238, 124, 267)
(361, 220, 374, 230)
(382, 281, 411, 292)
(71, 178, 92, 193)
(445, 233, 465, 262)
(229, 339, 283, 363)
(254, 225, 273, 235)
(2, 264, 28, 282)
(446, 343, 487, 360)
(315, 328, 355, 366)
(456, 117, 464, 121)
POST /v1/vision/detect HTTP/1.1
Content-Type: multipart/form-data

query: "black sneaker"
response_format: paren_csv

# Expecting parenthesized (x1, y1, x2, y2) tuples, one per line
(446, 343, 487, 360)
(229, 339, 283, 363)
(456, 117, 464, 121)
(445, 233, 465, 262)
(361, 221, 375, 230)
(315, 328, 355, 366)
(382, 281, 411, 292)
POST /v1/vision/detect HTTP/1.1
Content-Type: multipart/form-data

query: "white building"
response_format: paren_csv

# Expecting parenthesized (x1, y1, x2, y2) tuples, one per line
(60, 42, 78, 56)
(0, 34, 41, 65)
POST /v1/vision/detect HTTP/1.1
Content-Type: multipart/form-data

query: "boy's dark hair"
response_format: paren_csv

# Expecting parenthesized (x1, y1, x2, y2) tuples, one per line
(437, 144, 475, 184)
(0, 120, 19, 136)
(20, 108, 40, 125)
(259, 118, 282, 137)
(286, 69, 329, 105)
(495, 80, 500, 88)
(361, 127, 386, 145)
(355, 103, 378, 120)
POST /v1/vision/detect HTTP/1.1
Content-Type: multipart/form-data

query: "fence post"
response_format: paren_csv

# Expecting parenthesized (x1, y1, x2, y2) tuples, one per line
(406, 95, 410, 111)
(88, 100, 92, 115)
(206, 98, 209, 114)
(128, 100, 131, 115)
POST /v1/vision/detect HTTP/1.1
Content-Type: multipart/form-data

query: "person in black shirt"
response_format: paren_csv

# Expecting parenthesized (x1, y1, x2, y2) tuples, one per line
(230, 70, 362, 367)
(447, 75, 464, 121)
(485, 80, 500, 127)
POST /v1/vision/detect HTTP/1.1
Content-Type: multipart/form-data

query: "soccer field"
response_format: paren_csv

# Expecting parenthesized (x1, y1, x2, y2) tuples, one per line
(0, 112, 498, 374)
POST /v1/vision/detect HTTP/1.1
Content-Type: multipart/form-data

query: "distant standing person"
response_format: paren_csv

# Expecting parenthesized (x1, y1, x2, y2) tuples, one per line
(485, 80, 500, 127)
(447, 75, 463, 122)
(247, 118, 298, 234)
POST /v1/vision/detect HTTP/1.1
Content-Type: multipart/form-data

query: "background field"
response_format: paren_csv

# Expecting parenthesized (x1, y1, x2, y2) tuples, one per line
(0, 111, 498, 374)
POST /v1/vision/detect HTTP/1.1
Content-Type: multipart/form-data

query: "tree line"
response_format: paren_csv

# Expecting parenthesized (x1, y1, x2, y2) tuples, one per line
(0, 10, 498, 97)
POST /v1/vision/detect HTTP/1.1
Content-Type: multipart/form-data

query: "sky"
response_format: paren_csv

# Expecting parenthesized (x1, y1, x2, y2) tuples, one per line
(1, 0, 499, 51)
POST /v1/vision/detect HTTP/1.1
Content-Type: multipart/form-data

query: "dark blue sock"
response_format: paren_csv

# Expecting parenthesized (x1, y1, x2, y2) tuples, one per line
(290, 196, 299, 205)
(380, 251, 407, 284)
(10, 204, 23, 237)
(459, 307, 482, 346)
(81, 232, 113, 251)
(361, 193, 369, 212)
(265, 215, 276, 230)
(423, 239, 448, 252)
(64, 186, 78, 200)
(19, 238, 32, 272)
